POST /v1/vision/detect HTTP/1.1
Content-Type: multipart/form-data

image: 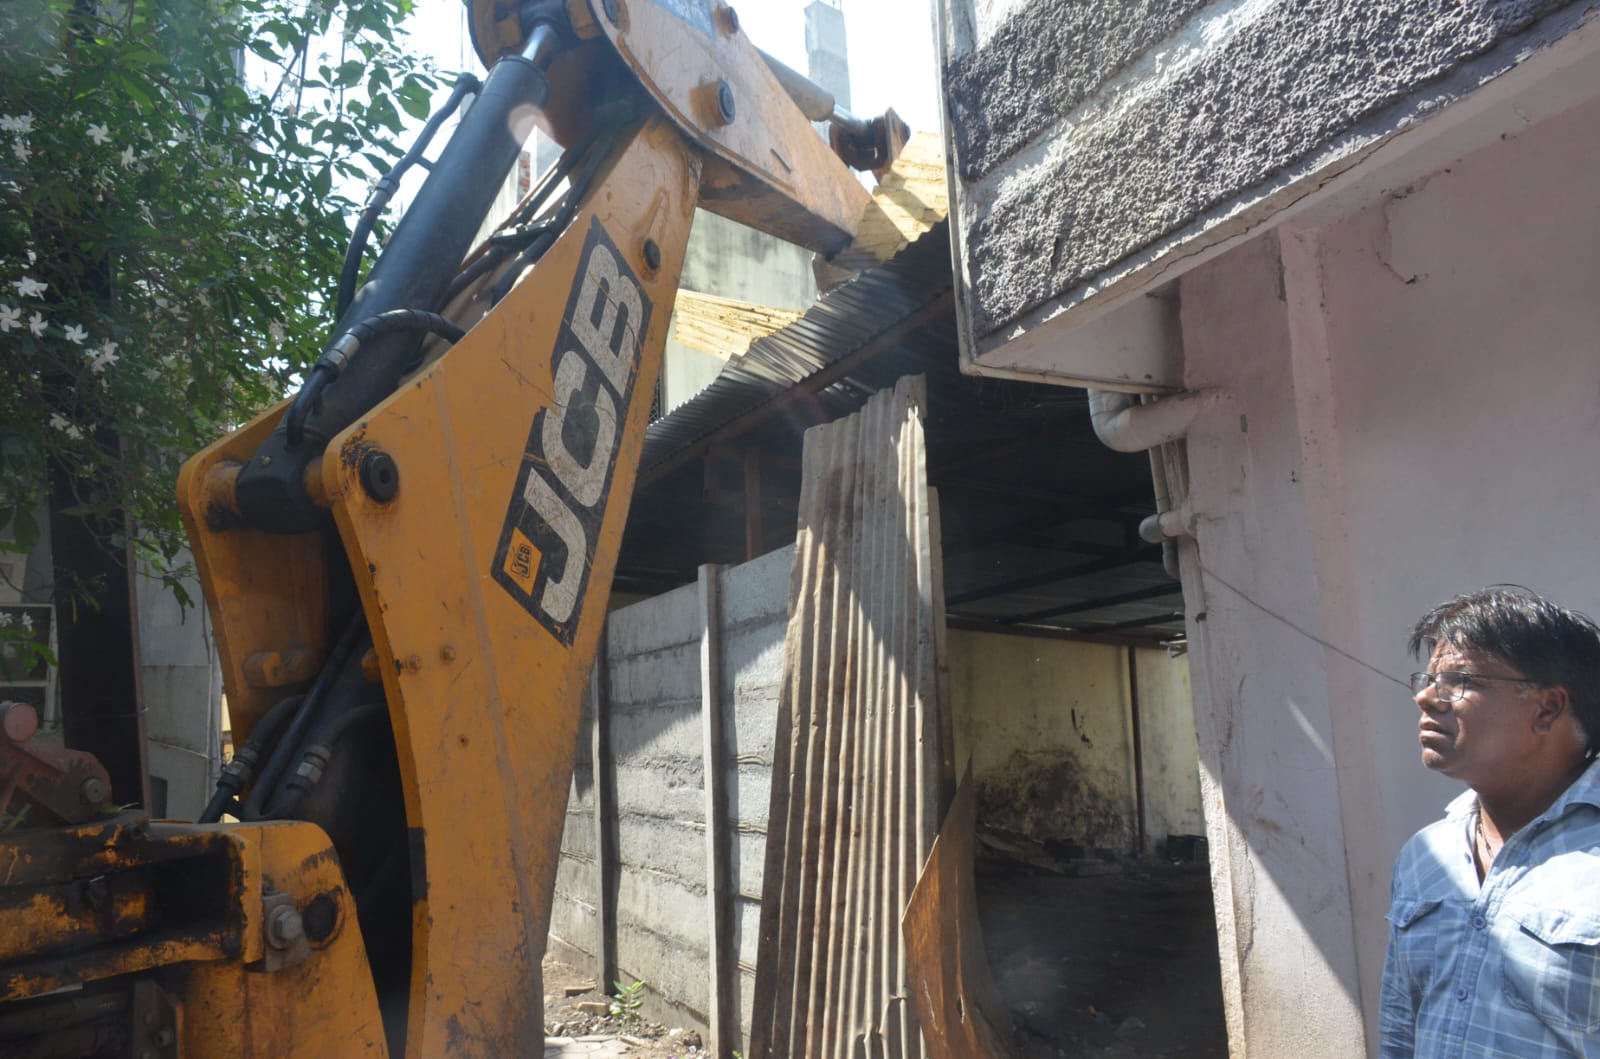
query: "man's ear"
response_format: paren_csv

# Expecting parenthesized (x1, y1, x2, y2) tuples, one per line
(1531, 684, 1571, 733)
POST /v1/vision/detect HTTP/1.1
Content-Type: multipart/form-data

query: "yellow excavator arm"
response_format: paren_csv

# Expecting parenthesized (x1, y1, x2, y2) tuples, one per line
(0, 2, 903, 1054)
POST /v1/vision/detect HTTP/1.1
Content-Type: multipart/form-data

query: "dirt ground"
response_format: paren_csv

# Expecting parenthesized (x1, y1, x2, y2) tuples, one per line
(543, 865, 1226, 1059)
(977, 866, 1229, 1058)
(542, 956, 706, 1059)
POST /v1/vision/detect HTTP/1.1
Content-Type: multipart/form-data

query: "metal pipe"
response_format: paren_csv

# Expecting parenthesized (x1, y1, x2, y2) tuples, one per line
(1087, 388, 1222, 453)
(756, 48, 872, 142)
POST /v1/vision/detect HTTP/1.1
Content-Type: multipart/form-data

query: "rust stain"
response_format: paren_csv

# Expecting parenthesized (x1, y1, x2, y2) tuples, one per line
(903, 769, 1014, 1059)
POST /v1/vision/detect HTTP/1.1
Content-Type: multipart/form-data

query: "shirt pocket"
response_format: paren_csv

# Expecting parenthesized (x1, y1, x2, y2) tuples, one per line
(1387, 899, 1445, 990)
(1500, 906, 1600, 1033)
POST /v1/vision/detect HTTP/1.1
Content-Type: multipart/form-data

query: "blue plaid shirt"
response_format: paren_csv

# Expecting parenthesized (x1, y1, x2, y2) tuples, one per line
(1381, 758, 1600, 1057)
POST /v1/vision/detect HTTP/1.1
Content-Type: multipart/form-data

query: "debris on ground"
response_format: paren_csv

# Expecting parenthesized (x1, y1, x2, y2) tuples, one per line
(544, 956, 706, 1059)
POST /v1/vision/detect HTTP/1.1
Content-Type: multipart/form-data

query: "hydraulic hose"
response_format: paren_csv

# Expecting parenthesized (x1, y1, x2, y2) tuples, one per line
(286, 309, 466, 448)
(241, 615, 368, 820)
(196, 693, 303, 824)
(336, 73, 483, 321)
(267, 701, 389, 818)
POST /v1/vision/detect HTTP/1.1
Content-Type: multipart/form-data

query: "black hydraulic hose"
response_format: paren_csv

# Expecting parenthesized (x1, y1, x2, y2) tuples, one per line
(487, 123, 624, 307)
(197, 693, 304, 823)
(286, 309, 466, 448)
(437, 113, 612, 307)
(507, 117, 605, 230)
(336, 73, 482, 321)
(266, 701, 389, 818)
(440, 219, 556, 306)
(241, 615, 368, 820)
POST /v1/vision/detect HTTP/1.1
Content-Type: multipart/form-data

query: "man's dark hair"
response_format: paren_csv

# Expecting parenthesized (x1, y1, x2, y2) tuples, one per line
(1409, 586, 1600, 757)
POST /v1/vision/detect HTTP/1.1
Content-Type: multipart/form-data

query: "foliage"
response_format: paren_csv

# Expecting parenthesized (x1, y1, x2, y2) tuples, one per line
(609, 978, 646, 1019)
(0, 0, 439, 613)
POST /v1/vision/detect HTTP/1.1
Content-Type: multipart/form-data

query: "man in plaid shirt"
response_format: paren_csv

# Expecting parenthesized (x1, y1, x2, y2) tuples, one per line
(1382, 587, 1600, 1057)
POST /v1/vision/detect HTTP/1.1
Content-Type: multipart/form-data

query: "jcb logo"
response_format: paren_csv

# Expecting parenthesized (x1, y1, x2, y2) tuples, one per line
(492, 219, 651, 644)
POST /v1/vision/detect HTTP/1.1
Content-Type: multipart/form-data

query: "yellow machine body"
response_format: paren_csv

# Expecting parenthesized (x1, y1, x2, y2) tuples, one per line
(0, 0, 884, 1054)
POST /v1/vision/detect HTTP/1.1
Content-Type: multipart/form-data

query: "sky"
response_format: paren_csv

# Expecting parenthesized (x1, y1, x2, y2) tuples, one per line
(403, 0, 943, 143)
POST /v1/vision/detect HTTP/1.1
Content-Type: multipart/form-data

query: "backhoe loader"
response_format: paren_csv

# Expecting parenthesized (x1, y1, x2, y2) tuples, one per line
(0, 1, 904, 1052)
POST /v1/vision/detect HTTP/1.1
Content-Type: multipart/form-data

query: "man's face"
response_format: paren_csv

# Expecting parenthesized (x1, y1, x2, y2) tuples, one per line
(1414, 641, 1539, 784)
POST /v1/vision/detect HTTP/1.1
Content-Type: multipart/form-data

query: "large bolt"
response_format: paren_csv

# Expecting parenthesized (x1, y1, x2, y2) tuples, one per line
(266, 904, 305, 949)
(80, 776, 108, 805)
(152, 1028, 175, 1047)
(715, 80, 736, 125)
(358, 449, 399, 503)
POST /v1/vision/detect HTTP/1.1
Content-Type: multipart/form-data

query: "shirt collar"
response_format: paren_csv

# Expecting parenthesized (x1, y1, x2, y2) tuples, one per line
(1444, 755, 1600, 822)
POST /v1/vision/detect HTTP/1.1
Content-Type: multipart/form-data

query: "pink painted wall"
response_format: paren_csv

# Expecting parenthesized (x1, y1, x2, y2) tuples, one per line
(1176, 91, 1600, 1054)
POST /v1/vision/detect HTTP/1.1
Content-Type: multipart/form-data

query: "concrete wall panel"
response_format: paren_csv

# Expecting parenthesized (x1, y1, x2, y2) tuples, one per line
(551, 545, 792, 1044)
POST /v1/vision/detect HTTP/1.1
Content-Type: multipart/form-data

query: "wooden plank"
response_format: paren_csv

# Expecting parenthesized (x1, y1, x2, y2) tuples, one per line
(673, 289, 806, 360)
(699, 565, 737, 1058)
(821, 131, 951, 285)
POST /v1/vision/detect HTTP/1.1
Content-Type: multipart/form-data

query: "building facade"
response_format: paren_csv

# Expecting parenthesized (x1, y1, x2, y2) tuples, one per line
(937, 2, 1600, 1054)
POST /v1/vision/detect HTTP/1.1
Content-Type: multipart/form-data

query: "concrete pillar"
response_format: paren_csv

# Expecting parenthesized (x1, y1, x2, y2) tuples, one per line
(804, 1, 851, 113)
(1174, 232, 1368, 1058)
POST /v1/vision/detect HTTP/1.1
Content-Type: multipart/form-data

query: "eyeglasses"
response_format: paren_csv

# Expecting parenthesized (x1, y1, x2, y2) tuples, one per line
(1409, 670, 1537, 703)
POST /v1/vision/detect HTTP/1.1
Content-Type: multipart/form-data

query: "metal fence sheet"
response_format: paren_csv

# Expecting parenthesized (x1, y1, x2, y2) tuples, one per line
(750, 376, 949, 1059)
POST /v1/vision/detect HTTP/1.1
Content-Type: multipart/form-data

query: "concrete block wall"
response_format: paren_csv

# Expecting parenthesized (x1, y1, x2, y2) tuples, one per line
(938, 0, 1599, 378)
(548, 545, 792, 1042)
(608, 580, 710, 1019)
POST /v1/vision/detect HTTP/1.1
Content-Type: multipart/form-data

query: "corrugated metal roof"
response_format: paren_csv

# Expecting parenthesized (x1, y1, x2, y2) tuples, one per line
(641, 221, 953, 475)
(620, 221, 1187, 644)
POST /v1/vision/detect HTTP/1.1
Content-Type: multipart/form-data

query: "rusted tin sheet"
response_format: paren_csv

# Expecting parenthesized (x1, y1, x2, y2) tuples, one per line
(750, 376, 950, 1059)
(903, 768, 1015, 1059)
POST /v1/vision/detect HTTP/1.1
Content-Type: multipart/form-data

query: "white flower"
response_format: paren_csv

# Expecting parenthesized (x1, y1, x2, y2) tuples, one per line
(63, 323, 87, 344)
(46, 64, 65, 78)
(170, 128, 189, 145)
(12, 141, 30, 163)
(120, 146, 135, 168)
(13, 275, 46, 298)
(87, 123, 109, 146)
(28, 312, 45, 337)
(0, 305, 19, 332)
(96, 339, 119, 367)
(49, 413, 84, 440)
(0, 613, 12, 628)
(0, 114, 33, 135)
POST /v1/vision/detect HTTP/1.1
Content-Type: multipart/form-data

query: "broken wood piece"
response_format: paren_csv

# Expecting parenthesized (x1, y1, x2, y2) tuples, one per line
(818, 130, 951, 290)
(671, 289, 806, 360)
